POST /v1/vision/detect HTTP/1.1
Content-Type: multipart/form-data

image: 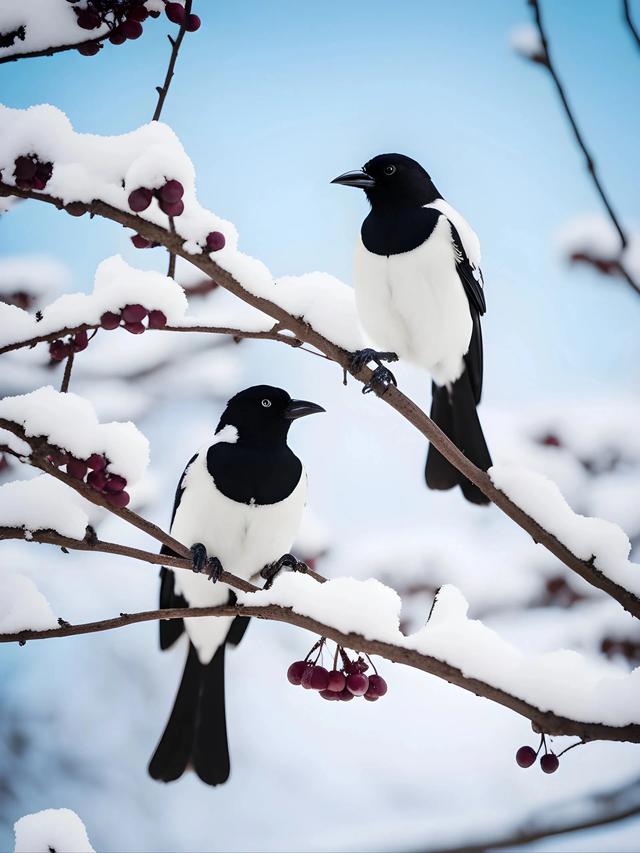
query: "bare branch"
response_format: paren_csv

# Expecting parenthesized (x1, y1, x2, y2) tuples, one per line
(152, 0, 193, 122)
(623, 0, 640, 51)
(1, 182, 639, 618)
(528, 0, 640, 296)
(0, 33, 109, 66)
(60, 349, 74, 393)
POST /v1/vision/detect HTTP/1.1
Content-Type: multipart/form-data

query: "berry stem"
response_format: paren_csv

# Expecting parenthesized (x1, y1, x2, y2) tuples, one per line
(365, 653, 378, 675)
(60, 350, 75, 393)
(558, 738, 585, 758)
(535, 732, 545, 756)
(152, 0, 193, 122)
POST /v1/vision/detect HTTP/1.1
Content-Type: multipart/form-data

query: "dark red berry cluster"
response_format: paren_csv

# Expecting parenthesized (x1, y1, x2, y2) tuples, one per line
(130, 233, 160, 249)
(47, 449, 130, 507)
(100, 304, 167, 335)
(49, 330, 89, 361)
(128, 180, 185, 217)
(70, 1, 159, 55)
(287, 639, 388, 703)
(13, 155, 53, 191)
(165, 3, 201, 30)
(514, 731, 581, 775)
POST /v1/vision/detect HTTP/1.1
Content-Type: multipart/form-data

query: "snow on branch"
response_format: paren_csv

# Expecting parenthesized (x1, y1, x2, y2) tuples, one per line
(0, 105, 639, 618)
(14, 808, 94, 853)
(0, 475, 90, 539)
(0, 569, 58, 634)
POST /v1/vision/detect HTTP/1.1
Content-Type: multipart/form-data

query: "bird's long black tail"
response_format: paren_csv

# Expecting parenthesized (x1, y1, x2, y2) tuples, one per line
(425, 371, 492, 505)
(148, 641, 230, 786)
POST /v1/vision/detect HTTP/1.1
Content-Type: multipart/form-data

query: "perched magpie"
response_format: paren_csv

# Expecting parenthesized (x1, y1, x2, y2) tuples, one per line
(148, 385, 324, 785)
(332, 153, 492, 505)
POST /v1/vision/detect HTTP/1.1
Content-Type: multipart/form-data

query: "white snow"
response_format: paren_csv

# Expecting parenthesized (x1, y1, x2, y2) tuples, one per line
(240, 575, 640, 727)
(13, 808, 94, 853)
(0, 255, 188, 349)
(490, 463, 640, 597)
(0, 255, 68, 302)
(0, 1, 110, 61)
(0, 475, 89, 539)
(0, 570, 57, 633)
(0, 385, 149, 484)
(509, 24, 543, 59)
(0, 105, 364, 351)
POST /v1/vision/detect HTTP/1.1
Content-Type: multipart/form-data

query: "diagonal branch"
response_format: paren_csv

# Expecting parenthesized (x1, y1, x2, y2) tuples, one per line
(0, 33, 110, 66)
(623, 0, 640, 51)
(152, 0, 193, 122)
(1, 181, 639, 619)
(0, 595, 638, 743)
(528, 0, 639, 296)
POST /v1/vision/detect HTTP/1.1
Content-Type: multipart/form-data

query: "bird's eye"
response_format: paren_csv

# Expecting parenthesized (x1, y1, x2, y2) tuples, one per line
(261, 399, 271, 408)
(384, 165, 396, 175)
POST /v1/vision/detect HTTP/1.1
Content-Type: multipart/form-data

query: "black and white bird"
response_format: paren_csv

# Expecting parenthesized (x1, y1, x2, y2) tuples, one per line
(148, 385, 324, 786)
(332, 153, 491, 505)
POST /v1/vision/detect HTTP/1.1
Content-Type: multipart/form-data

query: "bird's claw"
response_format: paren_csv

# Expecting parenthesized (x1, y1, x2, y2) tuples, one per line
(261, 553, 309, 589)
(350, 348, 398, 374)
(362, 365, 398, 395)
(190, 543, 223, 583)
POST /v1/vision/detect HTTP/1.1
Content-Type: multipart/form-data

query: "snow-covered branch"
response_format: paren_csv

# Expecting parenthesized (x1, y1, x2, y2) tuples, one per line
(0, 158, 638, 618)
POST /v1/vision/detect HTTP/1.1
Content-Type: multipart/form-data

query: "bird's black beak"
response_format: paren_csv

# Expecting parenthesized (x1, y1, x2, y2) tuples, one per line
(284, 400, 326, 420)
(331, 169, 376, 189)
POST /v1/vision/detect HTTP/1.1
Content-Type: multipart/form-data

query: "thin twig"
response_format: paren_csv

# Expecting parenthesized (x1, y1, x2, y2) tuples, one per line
(623, 0, 640, 50)
(60, 350, 74, 393)
(152, 0, 193, 122)
(0, 33, 110, 66)
(2, 181, 639, 619)
(529, 0, 639, 296)
(167, 216, 177, 278)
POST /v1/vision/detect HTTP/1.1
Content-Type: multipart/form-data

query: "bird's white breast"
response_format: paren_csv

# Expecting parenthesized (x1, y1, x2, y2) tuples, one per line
(169, 442, 307, 663)
(353, 216, 472, 386)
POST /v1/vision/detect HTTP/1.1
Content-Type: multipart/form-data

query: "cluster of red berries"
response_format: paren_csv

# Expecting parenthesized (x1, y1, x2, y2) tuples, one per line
(128, 179, 185, 218)
(13, 155, 53, 191)
(71, 1, 160, 55)
(49, 330, 89, 362)
(287, 640, 388, 703)
(47, 449, 130, 507)
(100, 303, 167, 335)
(514, 732, 579, 775)
(165, 3, 201, 30)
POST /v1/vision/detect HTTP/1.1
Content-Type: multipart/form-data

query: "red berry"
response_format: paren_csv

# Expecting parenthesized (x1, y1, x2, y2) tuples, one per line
(87, 453, 106, 471)
(106, 489, 130, 508)
(326, 670, 346, 693)
(128, 6, 148, 22)
(337, 688, 354, 702)
(109, 28, 126, 45)
(184, 13, 200, 31)
(104, 475, 127, 493)
(307, 666, 330, 691)
(363, 692, 379, 702)
(121, 19, 143, 39)
(147, 309, 167, 329)
(160, 180, 184, 203)
(77, 11, 101, 29)
(36, 162, 52, 182)
(124, 321, 145, 335)
(14, 156, 37, 181)
(87, 469, 107, 491)
(100, 311, 121, 330)
(32, 177, 47, 191)
(66, 458, 87, 480)
(205, 231, 225, 251)
(516, 746, 537, 768)
(47, 450, 67, 467)
(159, 198, 184, 217)
(287, 660, 307, 686)
(131, 233, 151, 248)
(319, 689, 338, 701)
(165, 3, 185, 24)
(346, 673, 369, 696)
(540, 753, 559, 774)
(128, 187, 153, 212)
(73, 330, 88, 352)
(121, 304, 147, 323)
(77, 42, 101, 56)
(367, 674, 387, 697)
(65, 202, 86, 216)
(49, 340, 68, 361)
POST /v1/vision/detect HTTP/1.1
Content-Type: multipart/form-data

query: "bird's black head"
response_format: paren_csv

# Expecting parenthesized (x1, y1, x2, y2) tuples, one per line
(216, 385, 325, 447)
(332, 153, 441, 208)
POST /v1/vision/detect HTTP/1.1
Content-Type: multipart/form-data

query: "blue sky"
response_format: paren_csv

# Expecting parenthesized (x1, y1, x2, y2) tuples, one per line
(2, 0, 639, 401)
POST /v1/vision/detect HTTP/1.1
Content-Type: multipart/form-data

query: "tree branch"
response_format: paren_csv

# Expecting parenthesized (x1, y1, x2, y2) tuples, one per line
(0, 33, 109, 66)
(0, 181, 638, 619)
(528, 0, 640, 296)
(60, 349, 74, 393)
(152, 0, 192, 122)
(623, 0, 640, 51)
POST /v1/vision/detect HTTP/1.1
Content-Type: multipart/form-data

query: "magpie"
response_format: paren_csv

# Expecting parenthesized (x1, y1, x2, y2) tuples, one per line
(332, 153, 491, 505)
(148, 385, 325, 786)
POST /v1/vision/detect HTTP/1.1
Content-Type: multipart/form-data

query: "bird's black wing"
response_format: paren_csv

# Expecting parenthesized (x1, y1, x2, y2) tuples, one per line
(159, 453, 198, 651)
(449, 222, 486, 404)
